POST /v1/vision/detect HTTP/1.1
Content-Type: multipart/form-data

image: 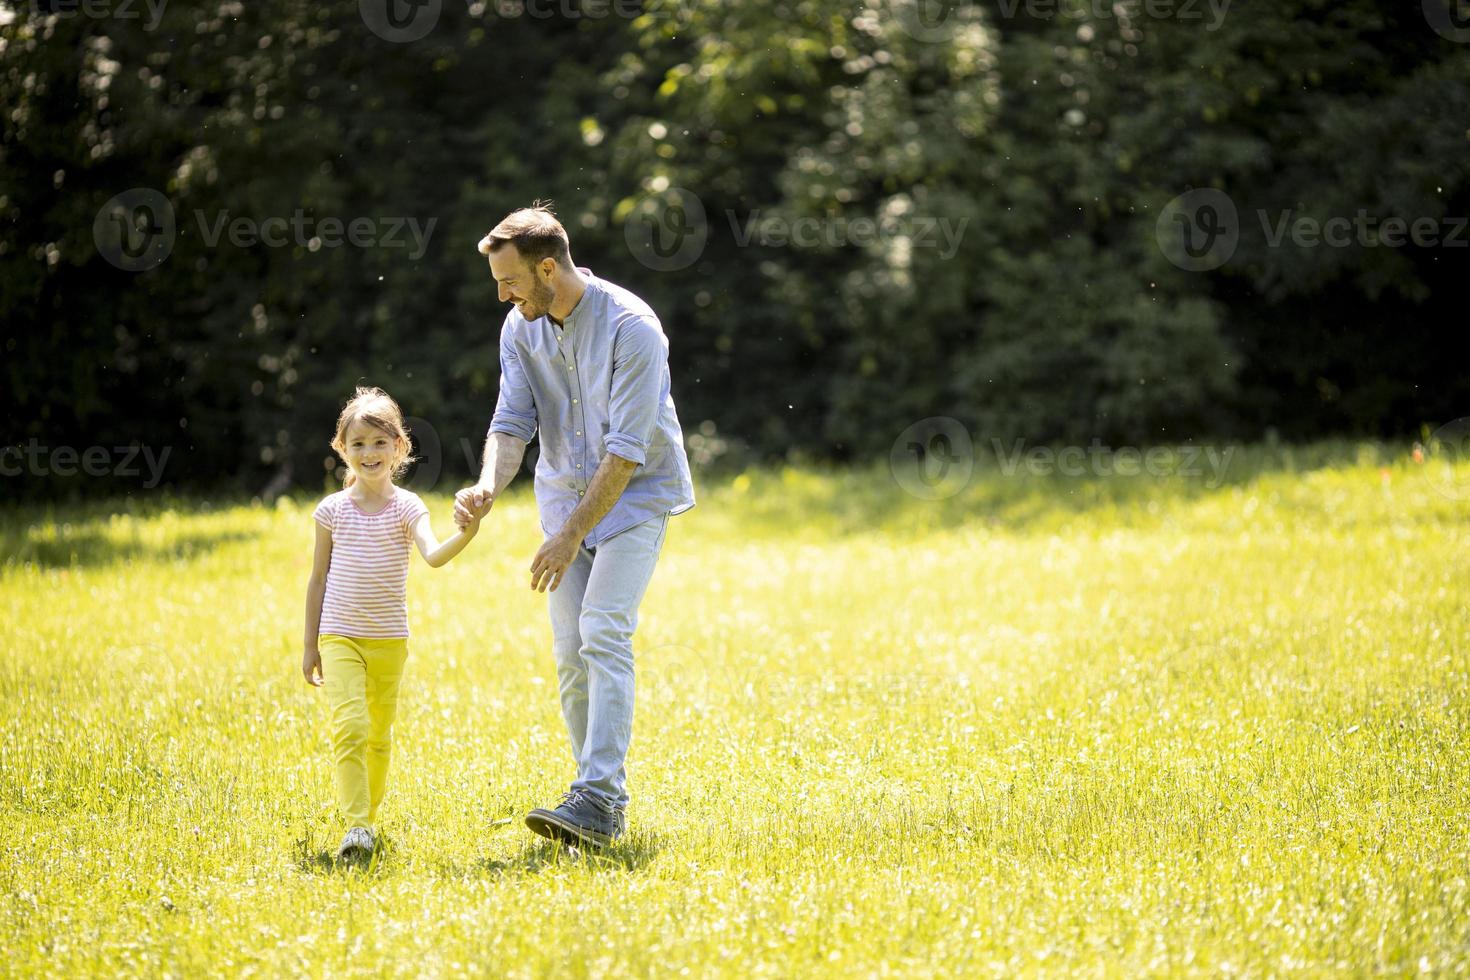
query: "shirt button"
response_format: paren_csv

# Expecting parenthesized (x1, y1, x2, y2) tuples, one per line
(575, 430, 582, 436)
(576, 463, 582, 469)
(568, 365, 575, 371)
(572, 399, 579, 405)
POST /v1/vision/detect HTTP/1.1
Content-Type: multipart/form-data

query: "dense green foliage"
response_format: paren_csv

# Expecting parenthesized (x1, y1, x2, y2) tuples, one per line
(3, 1, 1468, 496)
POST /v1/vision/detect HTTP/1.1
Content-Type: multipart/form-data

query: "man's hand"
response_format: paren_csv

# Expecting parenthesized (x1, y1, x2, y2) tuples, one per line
(530, 530, 579, 593)
(302, 647, 323, 687)
(454, 485, 494, 529)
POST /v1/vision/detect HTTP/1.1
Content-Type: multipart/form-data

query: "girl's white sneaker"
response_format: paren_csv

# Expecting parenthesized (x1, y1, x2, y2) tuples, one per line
(335, 827, 375, 860)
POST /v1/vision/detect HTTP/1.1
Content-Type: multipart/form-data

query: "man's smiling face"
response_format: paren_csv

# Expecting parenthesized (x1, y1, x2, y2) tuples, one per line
(489, 245, 555, 321)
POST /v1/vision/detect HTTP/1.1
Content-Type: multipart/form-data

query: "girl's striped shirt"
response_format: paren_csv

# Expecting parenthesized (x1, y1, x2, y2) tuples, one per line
(313, 487, 429, 639)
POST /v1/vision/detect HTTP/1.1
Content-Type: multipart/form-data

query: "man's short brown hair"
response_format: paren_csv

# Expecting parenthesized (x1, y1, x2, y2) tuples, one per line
(478, 203, 572, 268)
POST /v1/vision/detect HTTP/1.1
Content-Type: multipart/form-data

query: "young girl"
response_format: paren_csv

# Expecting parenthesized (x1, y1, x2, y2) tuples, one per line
(302, 386, 480, 861)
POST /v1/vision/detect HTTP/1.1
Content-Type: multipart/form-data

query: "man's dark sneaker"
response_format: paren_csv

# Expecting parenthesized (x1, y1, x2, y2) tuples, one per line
(526, 790, 621, 848)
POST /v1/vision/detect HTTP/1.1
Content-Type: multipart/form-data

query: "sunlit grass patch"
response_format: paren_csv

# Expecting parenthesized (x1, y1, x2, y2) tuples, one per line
(2, 443, 1468, 975)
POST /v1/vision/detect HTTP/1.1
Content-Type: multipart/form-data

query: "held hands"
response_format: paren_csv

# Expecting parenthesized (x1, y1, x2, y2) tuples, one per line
(302, 647, 323, 687)
(454, 485, 494, 530)
(455, 481, 577, 590)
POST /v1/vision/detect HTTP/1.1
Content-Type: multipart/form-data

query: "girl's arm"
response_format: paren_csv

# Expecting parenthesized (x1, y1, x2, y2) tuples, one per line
(411, 511, 479, 568)
(302, 522, 332, 687)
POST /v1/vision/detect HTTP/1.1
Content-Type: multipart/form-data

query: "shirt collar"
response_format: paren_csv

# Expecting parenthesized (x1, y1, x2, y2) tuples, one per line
(553, 268, 597, 330)
(558, 265, 593, 327)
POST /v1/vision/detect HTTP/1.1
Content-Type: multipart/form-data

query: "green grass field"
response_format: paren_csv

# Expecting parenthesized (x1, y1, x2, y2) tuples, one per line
(3, 444, 1468, 976)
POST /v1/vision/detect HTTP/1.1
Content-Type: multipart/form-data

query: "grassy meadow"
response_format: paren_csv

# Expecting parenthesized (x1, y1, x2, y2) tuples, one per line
(2, 443, 1468, 976)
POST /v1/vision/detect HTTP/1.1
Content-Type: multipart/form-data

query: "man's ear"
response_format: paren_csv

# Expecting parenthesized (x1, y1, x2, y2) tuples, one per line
(540, 257, 557, 281)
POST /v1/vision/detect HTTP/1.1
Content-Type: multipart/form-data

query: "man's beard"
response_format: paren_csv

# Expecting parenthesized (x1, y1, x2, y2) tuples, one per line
(518, 279, 556, 320)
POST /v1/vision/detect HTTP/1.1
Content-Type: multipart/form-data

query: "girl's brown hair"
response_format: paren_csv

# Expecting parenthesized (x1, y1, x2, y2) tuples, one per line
(330, 386, 415, 488)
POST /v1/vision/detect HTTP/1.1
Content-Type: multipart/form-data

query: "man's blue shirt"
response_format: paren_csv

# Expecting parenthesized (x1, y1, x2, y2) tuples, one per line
(489, 270, 696, 547)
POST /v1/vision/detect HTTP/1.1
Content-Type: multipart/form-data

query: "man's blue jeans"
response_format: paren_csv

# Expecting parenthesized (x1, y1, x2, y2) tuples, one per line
(547, 512, 670, 811)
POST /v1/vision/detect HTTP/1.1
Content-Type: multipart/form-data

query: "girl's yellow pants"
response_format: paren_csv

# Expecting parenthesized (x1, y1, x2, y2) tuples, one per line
(319, 634, 409, 831)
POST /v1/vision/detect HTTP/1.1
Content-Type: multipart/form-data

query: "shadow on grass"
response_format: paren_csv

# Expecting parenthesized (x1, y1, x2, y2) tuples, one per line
(481, 830, 664, 875)
(699, 438, 1423, 538)
(3, 525, 259, 569)
(0, 492, 269, 570)
(296, 849, 346, 875)
(291, 828, 665, 879)
(293, 832, 403, 877)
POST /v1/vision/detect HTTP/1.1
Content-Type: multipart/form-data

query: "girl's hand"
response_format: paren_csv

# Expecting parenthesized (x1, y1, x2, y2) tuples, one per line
(302, 648, 323, 687)
(454, 485, 493, 529)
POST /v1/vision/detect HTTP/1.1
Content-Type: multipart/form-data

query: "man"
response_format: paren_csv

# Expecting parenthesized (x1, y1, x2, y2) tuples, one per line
(454, 205, 695, 848)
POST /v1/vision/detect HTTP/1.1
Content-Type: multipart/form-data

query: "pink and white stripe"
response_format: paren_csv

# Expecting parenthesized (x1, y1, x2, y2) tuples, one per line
(313, 487, 429, 639)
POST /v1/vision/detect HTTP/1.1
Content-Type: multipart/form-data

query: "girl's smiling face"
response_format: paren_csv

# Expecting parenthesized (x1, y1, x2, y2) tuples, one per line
(342, 419, 403, 486)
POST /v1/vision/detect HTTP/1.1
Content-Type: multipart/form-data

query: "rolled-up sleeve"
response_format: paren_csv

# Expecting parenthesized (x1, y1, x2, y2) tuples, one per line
(488, 323, 538, 442)
(604, 316, 665, 466)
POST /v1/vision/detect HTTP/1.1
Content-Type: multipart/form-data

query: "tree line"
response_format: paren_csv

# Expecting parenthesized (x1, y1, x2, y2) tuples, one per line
(3, 0, 1467, 497)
